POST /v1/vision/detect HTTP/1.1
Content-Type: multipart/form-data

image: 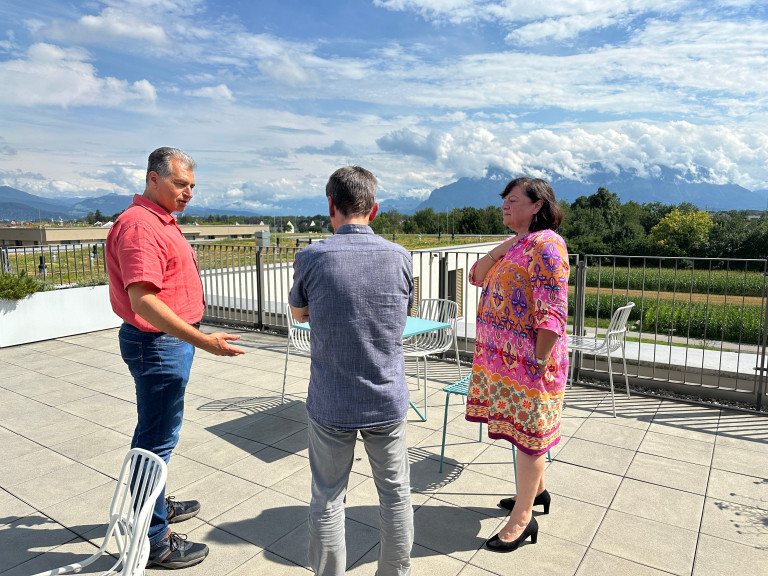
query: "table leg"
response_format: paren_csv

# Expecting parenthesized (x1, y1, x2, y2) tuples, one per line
(409, 400, 426, 421)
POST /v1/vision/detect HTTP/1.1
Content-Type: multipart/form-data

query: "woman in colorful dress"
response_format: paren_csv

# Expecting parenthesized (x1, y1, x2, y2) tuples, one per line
(466, 177, 569, 552)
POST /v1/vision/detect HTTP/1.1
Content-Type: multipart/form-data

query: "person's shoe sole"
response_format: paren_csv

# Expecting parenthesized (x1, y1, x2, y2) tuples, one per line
(146, 551, 208, 569)
(167, 510, 199, 523)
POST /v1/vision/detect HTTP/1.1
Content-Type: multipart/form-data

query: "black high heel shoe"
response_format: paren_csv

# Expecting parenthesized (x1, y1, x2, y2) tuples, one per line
(498, 489, 551, 514)
(485, 517, 538, 552)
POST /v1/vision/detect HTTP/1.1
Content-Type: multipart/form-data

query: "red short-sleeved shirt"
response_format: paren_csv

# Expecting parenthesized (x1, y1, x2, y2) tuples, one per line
(106, 194, 204, 332)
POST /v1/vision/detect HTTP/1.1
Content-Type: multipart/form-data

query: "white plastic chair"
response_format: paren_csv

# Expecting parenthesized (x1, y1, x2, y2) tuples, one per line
(31, 448, 167, 576)
(404, 298, 462, 419)
(282, 303, 311, 405)
(568, 301, 635, 417)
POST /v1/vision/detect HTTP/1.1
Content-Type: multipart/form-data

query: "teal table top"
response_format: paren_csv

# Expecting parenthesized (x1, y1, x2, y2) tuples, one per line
(295, 315, 449, 337)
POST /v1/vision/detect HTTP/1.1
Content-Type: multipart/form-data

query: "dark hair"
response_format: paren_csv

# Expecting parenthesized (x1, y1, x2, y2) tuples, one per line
(500, 177, 562, 232)
(146, 147, 196, 184)
(325, 166, 377, 217)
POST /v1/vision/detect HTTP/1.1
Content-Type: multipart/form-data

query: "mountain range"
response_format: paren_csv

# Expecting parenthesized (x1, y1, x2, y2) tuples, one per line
(0, 187, 267, 221)
(405, 166, 768, 214)
(2, 164, 767, 221)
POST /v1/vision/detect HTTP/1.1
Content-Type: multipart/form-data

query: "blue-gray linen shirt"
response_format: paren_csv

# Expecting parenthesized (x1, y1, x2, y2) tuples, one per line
(288, 224, 414, 430)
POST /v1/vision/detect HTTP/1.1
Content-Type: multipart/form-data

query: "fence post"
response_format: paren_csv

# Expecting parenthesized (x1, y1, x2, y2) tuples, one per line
(756, 262, 768, 410)
(438, 254, 448, 300)
(1, 248, 10, 274)
(256, 247, 264, 330)
(38, 255, 47, 279)
(572, 257, 587, 384)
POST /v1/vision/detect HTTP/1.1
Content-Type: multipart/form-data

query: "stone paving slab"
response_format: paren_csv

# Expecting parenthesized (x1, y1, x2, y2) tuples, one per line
(1, 326, 767, 576)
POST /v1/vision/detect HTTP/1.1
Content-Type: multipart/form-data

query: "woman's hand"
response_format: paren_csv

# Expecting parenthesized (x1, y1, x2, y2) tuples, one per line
(535, 328, 560, 364)
(470, 235, 517, 284)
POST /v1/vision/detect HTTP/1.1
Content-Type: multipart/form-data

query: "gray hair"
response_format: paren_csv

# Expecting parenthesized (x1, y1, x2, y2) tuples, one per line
(145, 147, 196, 183)
(325, 166, 377, 217)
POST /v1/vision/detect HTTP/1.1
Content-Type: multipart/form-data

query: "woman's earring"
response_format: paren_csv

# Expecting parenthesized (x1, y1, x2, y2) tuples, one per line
(532, 212, 539, 227)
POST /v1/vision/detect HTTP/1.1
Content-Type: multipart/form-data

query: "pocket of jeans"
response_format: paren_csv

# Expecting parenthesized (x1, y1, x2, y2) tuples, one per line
(155, 333, 186, 351)
(119, 336, 143, 375)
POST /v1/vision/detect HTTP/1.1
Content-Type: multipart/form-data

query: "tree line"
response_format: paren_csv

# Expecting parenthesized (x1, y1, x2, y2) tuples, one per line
(372, 187, 768, 259)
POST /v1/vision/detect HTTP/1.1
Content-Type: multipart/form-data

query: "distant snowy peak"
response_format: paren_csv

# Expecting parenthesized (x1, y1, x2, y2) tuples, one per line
(415, 164, 765, 213)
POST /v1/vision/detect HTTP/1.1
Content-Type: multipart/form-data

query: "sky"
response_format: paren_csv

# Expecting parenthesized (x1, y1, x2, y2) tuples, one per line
(1, 0, 768, 214)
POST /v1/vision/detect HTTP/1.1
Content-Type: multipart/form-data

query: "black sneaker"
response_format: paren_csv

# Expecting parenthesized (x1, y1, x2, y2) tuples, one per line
(165, 496, 201, 524)
(147, 531, 209, 569)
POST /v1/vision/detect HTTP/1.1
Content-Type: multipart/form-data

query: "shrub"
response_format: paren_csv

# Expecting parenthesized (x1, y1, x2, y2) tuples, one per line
(0, 272, 54, 300)
(72, 277, 110, 288)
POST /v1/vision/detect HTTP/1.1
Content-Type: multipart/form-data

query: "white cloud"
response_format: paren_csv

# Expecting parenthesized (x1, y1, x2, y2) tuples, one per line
(100, 0, 206, 13)
(506, 13, 619, 45)
(40, 7, 169, 45)
(376, 128, 455, 161)
(258, 56, 321, 87)
(0, 30, 16, 52)
(0, 167, 127, 196)
(85, 164, 146, 194)
(186, 84, 234, 101)
(296, 140, 355, 155)
(76, 8, 168, 43)
(0, 43, 157, 107)
(372, 118, 768, 190)
(373, 0, 683, 31)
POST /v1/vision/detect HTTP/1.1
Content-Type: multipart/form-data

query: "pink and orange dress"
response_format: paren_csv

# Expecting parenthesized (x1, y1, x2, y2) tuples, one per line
(465, 230, 570, 456)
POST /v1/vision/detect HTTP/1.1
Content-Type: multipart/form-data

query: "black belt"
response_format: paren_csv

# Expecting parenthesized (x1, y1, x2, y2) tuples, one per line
(191, 322, 201, 329)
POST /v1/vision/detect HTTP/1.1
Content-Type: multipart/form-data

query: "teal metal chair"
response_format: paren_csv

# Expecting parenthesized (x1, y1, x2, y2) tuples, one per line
(439, 375, 551, 475)
(439, 375, 480, 472)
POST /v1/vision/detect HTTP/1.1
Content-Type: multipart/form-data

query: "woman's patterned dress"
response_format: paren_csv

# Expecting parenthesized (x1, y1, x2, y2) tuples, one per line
(465, 230, 570, 456)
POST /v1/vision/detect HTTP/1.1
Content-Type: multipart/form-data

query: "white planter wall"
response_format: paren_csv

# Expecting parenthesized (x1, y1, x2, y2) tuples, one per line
(0, 285, 122, 347)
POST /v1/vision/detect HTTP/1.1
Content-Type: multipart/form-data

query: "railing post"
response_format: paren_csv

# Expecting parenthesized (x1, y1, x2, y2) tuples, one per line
(1, 247, 11, 274)
(38, 254, 47, 279)
(256, 247, 264, 330)
(438, 254, 448, 300)
(756, 261, 768, 410)
(572, 257, 587, 384)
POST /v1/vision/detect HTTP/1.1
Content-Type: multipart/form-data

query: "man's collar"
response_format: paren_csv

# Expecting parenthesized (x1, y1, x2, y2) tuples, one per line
(132, 194, 176, 224)
(334, 223, 373, 235)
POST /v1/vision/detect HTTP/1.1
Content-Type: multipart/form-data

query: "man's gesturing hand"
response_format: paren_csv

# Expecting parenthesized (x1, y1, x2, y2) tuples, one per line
(203, 333, 245, 356)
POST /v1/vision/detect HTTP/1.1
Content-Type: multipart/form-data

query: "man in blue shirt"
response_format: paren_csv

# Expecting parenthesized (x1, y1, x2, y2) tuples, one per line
(289, 166, 414, 576)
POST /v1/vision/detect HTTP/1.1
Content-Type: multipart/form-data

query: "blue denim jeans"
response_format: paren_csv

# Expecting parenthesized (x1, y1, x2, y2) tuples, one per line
(118, 322, 195, 545)
(307, 417, 413, 576)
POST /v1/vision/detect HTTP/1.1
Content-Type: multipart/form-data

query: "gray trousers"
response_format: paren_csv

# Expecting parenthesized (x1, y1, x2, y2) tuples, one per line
(307, 417, 413, 576)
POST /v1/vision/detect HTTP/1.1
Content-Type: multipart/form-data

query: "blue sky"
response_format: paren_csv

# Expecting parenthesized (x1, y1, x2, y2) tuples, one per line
(1, 0, 767, 214)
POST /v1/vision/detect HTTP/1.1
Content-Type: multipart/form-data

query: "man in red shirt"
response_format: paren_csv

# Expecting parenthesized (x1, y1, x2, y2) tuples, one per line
(107, 147, 244, 569)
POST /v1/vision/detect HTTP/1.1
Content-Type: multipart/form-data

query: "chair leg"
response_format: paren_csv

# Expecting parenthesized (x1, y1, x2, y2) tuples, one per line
(568, 347, 576, 389)
(423, 358, 429, 420)
(607, 353, 616, 417)
(453, 332, 462, 379)
(439, 391, 451, 473)
(512, 445, 518, 486)
(281, 341, 290, 405)
(621, 340, 631, 399)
